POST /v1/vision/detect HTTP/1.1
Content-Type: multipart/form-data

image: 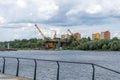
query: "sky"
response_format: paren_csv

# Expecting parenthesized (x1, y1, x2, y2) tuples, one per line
(0, 0, 120, 41)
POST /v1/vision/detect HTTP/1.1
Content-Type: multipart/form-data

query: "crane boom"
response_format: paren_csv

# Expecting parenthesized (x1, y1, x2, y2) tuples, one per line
(35, 24, 46, 40)
(53, 31, 56, 39)
(67, 29, 80, 44)
(68, 29, 73, 35)
(34, 24, 56, 49)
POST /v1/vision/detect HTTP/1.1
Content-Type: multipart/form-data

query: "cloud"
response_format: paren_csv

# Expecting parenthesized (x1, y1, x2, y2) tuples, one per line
(37, 0, 59, 20)
(16, 0, 27, 8)
(0, 0, 59, 24)
(1, 0, 120, 26)
(48, 0, 120, 26)
(0, 0, 120, 41)
(86, 5, 102, 14)
(0, 16, 6, 24)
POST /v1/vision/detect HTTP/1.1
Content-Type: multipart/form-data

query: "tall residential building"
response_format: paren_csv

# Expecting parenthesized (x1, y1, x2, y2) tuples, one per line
(104, 31, 110, 39)
(92, 33, 100, 40)
(92, 34, 96, 40)
(61, 34, 70, 39)
(61, 35, 65, 39)
(100, 31, 110, 40)
(74, 33, 81, 39)
(95, 33, 100, 39)
(100, 32, 104, 39)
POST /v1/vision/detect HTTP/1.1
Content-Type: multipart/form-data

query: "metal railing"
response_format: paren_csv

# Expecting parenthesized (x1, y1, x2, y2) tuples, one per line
(0, 56, 120, 80)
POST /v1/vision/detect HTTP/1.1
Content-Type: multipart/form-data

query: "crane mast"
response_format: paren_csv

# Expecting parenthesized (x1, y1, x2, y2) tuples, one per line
(34, 24, 56, 49)
(34, 24, 46, 40)
(67, 29, 80, 44)
(67, 29, 74, 36)
(53, 31, 56, 39)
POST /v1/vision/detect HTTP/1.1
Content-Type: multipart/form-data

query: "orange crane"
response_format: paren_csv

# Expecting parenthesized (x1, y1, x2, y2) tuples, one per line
(34, 24, 56, 49)
(54, 31, 56, 39)
(35, 24, 46, 40)
(67, 29, 80, 44)
(68, 29, 74, 36)
(53, 30, 56, 40)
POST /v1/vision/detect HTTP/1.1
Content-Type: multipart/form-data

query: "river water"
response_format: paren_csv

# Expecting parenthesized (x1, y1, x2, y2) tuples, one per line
(0, 50, 120, 80)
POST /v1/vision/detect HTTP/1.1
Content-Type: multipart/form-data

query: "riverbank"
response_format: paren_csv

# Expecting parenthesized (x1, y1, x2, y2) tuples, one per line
(0, 73, 31, 80)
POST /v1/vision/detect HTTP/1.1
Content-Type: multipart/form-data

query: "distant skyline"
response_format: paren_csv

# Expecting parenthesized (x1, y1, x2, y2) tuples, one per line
(0, 0, 120, 41)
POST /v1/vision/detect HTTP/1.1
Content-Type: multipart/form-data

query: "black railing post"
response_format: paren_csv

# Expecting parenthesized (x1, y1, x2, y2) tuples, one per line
(34, 59, 37, 80)
(2, 57, 6, 74)
(56, 61, 60, 80)
(92, 64, 95, 80)
(16, 58, 20, 76)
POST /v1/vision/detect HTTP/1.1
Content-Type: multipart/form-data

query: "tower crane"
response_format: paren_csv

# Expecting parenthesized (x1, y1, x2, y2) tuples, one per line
(67, 29, 80, 44)
(35, 24, 46, 40)
(34, 24, 56, 49)
(68, 29, 74, 36)
(53, 30, 56, 39)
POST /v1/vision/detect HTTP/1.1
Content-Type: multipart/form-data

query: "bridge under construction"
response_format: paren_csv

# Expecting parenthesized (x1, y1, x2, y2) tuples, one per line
(34, 24, 80, 49)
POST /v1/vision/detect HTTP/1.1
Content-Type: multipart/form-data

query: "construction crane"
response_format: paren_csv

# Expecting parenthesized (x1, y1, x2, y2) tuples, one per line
(52, 30, 57, 40)
(54, 31, 56, 39)
(35, 24, 46, 40)
(67, 29, 80, 44)
(34, 24, 56, 49)
(68, 29, 74, 36)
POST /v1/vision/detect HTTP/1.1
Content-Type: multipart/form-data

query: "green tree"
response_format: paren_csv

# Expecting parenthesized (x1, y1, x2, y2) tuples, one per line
(108, 40, 120, 51)
(80, 38, 89, 43)
(87, 37, 91, 41)
(102, 44, 108, 50)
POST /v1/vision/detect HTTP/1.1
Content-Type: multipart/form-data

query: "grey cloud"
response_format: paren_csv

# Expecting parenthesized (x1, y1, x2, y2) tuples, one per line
(42, 0, 120, 26)
(0, 0, 120, 27)
(0, 0, 58, 25)
(42, 10, 109, 26)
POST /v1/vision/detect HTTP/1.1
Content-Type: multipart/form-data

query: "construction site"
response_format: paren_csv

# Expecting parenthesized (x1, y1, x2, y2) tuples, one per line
(34, 24, 81, 49)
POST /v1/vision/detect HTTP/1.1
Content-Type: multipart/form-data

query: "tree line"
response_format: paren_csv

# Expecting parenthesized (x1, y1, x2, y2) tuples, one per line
(0, 38, 45, 50)
(0, 37, 120, 51)
(65, 37, 120, 51)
